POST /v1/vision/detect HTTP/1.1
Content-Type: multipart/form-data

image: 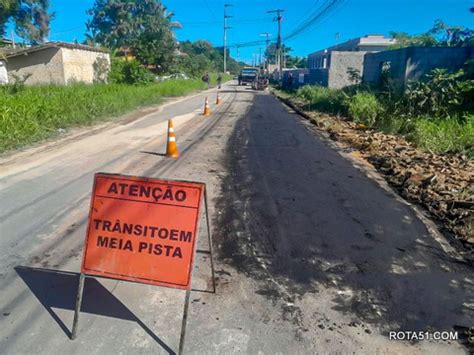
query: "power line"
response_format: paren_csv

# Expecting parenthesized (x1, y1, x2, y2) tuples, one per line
(285, 0, 321, 34)
(209, 0, 347, 51)
(49, 26, 85, 35)
(284, 0, 346, 41)
(180, 18, 272, 26)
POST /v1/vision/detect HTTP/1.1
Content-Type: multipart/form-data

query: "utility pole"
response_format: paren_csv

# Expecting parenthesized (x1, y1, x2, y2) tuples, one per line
(267, 9, 284, 77)
(223, 4, 233, 73)
(259, 47, 262, 67)
(259, 32, 271, 71)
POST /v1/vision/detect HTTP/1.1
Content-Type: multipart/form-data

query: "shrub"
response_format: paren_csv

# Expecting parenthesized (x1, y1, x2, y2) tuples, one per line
(296, 85, 346, 114)
(347, 92, 382, 127)
(109, 58, 154, 85)
(296, 85, 317, 103)
(405, 68, 464, 117)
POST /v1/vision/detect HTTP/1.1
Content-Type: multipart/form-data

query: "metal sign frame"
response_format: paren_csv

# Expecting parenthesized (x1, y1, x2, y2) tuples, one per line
(71, 178, 216, 355)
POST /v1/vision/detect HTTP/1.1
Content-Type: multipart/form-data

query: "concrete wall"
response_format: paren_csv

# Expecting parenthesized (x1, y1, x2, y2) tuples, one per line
(363, 49, 409, 87)
(307, 68, 329, 86)
(6, 46, 111, 85)
(0, 60, 8, 84)
(328, 51, 365, 89)
(405, 47, 474, 83)
(363, 46, 474, 87)
(61, 47, 110, 84)
(282, 69, 308, 88)
(7, 47, 65, 85)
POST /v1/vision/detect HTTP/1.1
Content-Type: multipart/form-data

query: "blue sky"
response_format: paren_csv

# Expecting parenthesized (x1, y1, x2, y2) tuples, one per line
(11, 0, 474, 63)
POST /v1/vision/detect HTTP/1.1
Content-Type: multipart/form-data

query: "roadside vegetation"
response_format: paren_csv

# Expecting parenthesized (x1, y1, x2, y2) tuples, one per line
(0, 54, 233, 153)
(0, 0, 236, 154)
(0, 78, 207, 153)
(286, 20, 474, 158)
(291, 66, 474, 158)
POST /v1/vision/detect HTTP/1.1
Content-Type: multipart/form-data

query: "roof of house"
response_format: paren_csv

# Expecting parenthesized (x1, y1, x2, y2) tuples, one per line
(308, 35, 396, 57)
(0, 38, 14, 45)
(2, 41, 109, 59)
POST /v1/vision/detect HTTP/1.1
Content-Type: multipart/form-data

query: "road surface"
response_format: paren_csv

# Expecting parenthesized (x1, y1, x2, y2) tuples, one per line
(0, 82, 472, 354)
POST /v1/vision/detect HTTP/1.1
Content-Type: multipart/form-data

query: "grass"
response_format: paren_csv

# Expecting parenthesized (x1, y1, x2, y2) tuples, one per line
(411, 115, 474, 157)
(289, 84, 474, 158)
(0, 79, 207, 153)
(296, 85, 346, 115)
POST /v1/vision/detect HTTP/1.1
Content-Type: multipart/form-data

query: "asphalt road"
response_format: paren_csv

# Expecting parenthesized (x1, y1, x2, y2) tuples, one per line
(0, 82, 472, 354)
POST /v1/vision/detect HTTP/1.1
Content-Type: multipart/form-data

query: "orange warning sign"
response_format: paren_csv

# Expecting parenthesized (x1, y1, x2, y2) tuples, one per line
(81, 173, 204, 290)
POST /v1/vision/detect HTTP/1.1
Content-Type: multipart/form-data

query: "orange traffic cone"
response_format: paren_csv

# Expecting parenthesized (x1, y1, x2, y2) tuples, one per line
(203, 96, 211, 116)
(166, 119, 179, 158)
(216, 93, 221, 105)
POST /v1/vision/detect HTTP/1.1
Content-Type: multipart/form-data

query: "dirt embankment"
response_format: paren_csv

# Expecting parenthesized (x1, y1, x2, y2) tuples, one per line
(274, 92, 473, 260)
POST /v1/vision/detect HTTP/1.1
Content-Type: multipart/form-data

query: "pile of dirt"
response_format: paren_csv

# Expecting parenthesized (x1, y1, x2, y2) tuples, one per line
(278, 94, 474, 255)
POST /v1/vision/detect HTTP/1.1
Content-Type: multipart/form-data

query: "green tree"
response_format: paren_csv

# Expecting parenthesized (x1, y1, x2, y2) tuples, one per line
(286, 55, 307, 68)
(264, 43, 292, 65)
(174, 39, 241, 76)
(14, 0, 53, 44)
(0, 0, 17, 37)
(0, 0, 53, 43)
(390, 20, 474, 49)
(390, 31, 437, 48)
(175, 53, 213, 77)
(429, 19, 474, 46)
(87, 0, 181, 73)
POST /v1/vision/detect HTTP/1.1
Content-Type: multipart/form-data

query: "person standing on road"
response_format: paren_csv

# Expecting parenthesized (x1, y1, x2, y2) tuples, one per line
(202, 73, 210, 89)
(217, 73, 222, 89)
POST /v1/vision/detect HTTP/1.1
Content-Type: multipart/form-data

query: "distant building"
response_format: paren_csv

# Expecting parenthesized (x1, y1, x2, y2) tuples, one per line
(307, 35, 395, 88)
(2, 42, 110, 85)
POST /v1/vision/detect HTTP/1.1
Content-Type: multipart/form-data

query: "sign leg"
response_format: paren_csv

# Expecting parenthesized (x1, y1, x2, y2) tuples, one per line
(178, 290, 191, 355)
(204, 189, 216, 294)
(71, 273, 86, 340)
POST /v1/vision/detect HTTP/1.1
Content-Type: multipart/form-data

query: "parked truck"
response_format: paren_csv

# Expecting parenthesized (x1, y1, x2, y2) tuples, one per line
(238, 67, 259, 86)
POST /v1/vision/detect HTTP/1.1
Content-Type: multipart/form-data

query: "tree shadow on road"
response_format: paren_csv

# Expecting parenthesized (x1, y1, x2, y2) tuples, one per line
(15, 266, 175, 354)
